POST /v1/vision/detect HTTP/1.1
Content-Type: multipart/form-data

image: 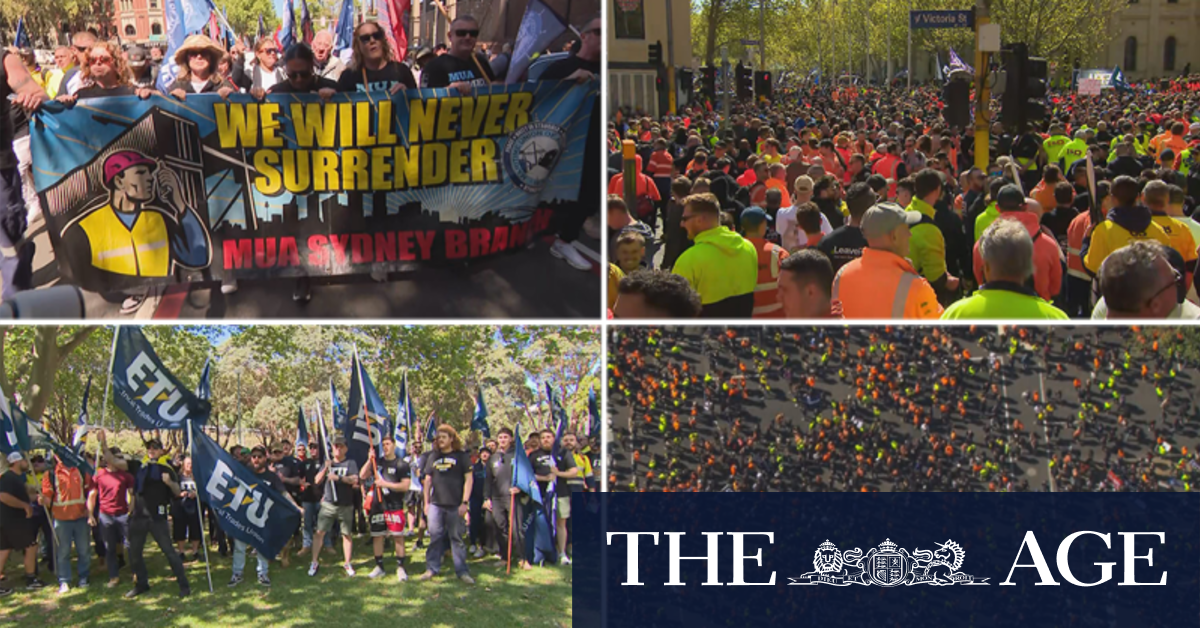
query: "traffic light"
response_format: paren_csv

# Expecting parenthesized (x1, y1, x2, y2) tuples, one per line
(942, 78, 971, 129)
(700, 66, 716, 98)
(648, 41, 663, 66)
(679, 68, 694, 98)
(1000, 43, 1048, 133)
(754, 71, 773, 100)
(736, 62, 753, 100)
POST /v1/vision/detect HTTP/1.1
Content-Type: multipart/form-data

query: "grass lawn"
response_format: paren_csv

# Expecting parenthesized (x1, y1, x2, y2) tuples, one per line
(0, 536, 572, 628)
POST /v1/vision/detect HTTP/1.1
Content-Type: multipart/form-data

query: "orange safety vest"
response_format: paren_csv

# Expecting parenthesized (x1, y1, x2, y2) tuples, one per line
(832, 248, 943, 319)
(1065, 211, 1092, 279)
(872, 154, 902, 199)
(748, 238, 787, 318)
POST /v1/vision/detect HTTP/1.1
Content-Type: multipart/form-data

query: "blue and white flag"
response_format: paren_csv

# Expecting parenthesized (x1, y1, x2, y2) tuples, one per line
(947, 48, 973, 76)
(425, 410, 437, 444)
(13, 17, 30, 49)
(587, 386, 599, 441)
(330, 379, 346, 431)
(1112, 66, 1131, 92)
(156, 0, 187, 92)
(71, 376, 92, 450)
(546, 382, 568, 457)
(507, 0, 569, 84)
(112, 327, 211, 430)
(278, 0, 296, 51)
(513, 424, 556, 564)
(471, 387, 490, 438)
(196, 357, 212, 401)
(332, 0, 355, 54)
(28, 419, 94, 475)
(191, 422, 300, 559)
(347, 349, 389, 463)
(394, 371, 413, 455)
(0, 384, 22, 455)
(295, 406, 309, 449)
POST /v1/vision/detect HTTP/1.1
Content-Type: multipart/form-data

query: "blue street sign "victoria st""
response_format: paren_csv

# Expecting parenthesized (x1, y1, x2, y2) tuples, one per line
(910, 10, 975, 29)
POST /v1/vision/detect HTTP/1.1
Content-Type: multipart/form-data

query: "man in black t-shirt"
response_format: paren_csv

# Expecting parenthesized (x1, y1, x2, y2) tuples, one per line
(299, 442, 333, 552)
(419, 16, 495, 93)
(309, 435, 359, 577)
(270, 441, 302, 565)
(361, 434, 411, 581)
(483, 427, 527, 568)
(817, 182, 875, 273)
(0, 452, 46, 594)
(538, 15, 603, 273)
(419, 425, 473, 583)
(98, 431, 189, 598)
(533, 429, 577, 565)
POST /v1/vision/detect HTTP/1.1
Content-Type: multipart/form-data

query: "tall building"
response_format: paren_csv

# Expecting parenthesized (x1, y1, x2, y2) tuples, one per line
(1094, 0, 1198, 79)
(113, 0, 167, 46)
(607, 0, 691, 118)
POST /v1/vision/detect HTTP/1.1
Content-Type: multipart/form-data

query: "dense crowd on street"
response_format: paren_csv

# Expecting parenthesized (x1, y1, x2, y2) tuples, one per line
(607, 79, 1200, 320)
(608, 326, 1198, 493)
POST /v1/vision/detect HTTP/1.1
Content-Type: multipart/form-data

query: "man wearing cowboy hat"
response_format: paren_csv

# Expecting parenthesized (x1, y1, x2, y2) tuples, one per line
(61, 149, 211, 288)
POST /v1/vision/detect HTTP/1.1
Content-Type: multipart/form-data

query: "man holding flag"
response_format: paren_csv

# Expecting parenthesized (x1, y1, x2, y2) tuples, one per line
(533, 428, 576, 565)
(419, 425, 473, 584)
(229, 445, 299, 587)
(308, 434, 359, 577)
(484, 427, 526, 569)
(97, 430, 190, 598)
(361, 433, 410, 581)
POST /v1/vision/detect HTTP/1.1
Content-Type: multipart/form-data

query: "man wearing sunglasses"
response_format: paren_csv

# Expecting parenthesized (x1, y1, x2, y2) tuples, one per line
(419, 15, 495, 94)
(1095, 241, 1199, 319)
(61, 31, 97, 97)
(229, 446, 298, 587)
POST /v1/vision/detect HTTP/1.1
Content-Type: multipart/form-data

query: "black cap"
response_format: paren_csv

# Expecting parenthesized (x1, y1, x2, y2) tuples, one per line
(996, 184, 1025, 210)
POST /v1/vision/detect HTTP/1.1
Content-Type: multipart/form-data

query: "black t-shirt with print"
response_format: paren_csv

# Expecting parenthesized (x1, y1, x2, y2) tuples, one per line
(421, 450, 471, 508)
(335, 61, 417, 93)
(817, 225, 869, 273)
(375, 455, 410, 511)
(531, 448, 574, 498)
(420, 52, 495, 88)
(321, 458, 359, 507)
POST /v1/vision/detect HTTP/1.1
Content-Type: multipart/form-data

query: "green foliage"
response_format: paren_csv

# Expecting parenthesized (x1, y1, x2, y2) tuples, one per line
(0, 325, 599, 454)
(221, 0, 280, 39)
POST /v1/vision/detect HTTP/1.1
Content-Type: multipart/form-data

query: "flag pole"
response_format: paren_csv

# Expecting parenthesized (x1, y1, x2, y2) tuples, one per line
(353, 345, 382, 505)
(507, 491, 515, 575)
(236, 371, 242, 446)
(96, 327, 120, 470)
(187, 419, 214, 593)
(318, 399, 336, 502)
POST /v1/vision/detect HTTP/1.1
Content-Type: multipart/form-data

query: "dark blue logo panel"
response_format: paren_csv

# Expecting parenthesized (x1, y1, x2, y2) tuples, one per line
(573, 493, 1200, 628)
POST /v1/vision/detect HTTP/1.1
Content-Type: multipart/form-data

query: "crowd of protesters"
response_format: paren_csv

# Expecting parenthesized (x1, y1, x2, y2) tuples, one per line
(608, 326, 1198, 493)
(607, 79, 1200, 320)
(0, 423, 594, 598)
(1, 13, 601, 309)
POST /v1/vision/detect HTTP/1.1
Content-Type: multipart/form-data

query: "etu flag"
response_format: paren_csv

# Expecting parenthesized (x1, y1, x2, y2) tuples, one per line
(112, 327, 210, 430)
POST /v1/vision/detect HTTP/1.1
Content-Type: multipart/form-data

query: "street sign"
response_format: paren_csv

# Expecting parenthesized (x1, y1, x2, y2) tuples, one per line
(740, 39, 760, 46)
(910, 10, 974, 29)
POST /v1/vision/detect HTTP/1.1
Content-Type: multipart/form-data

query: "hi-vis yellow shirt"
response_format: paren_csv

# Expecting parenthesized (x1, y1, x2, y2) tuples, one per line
(78, 206, 171, 277)
(1082, 219, 1171, 274)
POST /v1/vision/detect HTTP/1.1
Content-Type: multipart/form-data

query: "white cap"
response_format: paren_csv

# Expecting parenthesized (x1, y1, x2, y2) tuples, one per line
(6, 452, 23, 464)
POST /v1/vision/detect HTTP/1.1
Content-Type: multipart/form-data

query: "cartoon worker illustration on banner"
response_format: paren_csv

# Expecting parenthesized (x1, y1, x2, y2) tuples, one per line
(61, 149, 212, 285)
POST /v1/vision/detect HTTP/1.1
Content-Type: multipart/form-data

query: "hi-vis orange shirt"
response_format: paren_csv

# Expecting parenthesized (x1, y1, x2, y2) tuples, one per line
(832, 248, 943, 319)
(41, 463, 93, 522)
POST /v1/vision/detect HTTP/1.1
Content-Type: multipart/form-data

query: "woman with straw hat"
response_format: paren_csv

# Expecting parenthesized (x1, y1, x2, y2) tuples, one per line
(166, 35, 236, 100)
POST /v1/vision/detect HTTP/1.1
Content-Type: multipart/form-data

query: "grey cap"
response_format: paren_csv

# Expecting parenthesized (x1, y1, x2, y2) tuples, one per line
(127, 45, 148, 67)
(332, 434, 347, 445)
(862, 202, 922, 239)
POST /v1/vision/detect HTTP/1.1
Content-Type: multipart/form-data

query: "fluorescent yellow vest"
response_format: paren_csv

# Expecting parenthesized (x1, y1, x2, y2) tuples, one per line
(78, 205, 171, 277)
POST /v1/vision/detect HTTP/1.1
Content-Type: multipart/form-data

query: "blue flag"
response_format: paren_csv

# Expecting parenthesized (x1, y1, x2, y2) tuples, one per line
(425, 411, 437, 444)
(1112, 66, 1131, 92)
(257, 14, 266, 42)
(28, 418, 94, 475)
(512, 424, 541, 504)
(333, 0, 354, 54)
(394, 372, 412, 456)
(157, 0, 188, 92)
(947, 48, 973, 77)
(190, 422, 300, 559)
(299, 0, 314, 44)
(13, 17, 30, 49)
(71, 376, 92, 450)
(196, 357, 211, 401)
(0, 385, 23, 456)
(112, 327, 211, 430)
(279, 0, 296, 51)
(546, 383, 568, 457)
(506, 0, 568, 84)
(295, 406, 309, 449)
(472, 388, 490, 438)
(588, 386, 599, 441)
(330, 379, 346, 431)
(347, 350, 389, 463)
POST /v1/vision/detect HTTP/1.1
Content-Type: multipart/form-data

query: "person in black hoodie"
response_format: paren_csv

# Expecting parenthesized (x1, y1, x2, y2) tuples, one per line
(483, 428, 527, 569)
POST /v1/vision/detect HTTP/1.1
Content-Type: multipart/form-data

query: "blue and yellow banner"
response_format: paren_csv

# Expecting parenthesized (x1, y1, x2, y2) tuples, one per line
(31, 82, 596, 292)
(112, 327, 211, 430)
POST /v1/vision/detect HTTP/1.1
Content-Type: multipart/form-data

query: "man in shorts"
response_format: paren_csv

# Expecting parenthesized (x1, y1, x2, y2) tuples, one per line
(0, 452, 46, 594)
(361, 434, 411, 581)
(309, 435, 359, 577)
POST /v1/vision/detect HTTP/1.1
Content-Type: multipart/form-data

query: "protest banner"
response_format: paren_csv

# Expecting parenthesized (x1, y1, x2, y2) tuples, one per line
(31, 82, 596, 292)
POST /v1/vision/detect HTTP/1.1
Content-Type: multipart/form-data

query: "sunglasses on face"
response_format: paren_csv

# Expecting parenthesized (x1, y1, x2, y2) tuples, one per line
(261, 48, 279, 55)
(251, 454, 266, 460)
(359, 31, 385, 43)
(454, 29, 479, 38)
(188, 51, 208, 59)
(74, 46, 89, 53)
(89, 56, 114, 66)
(288, 69, 313, 79)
